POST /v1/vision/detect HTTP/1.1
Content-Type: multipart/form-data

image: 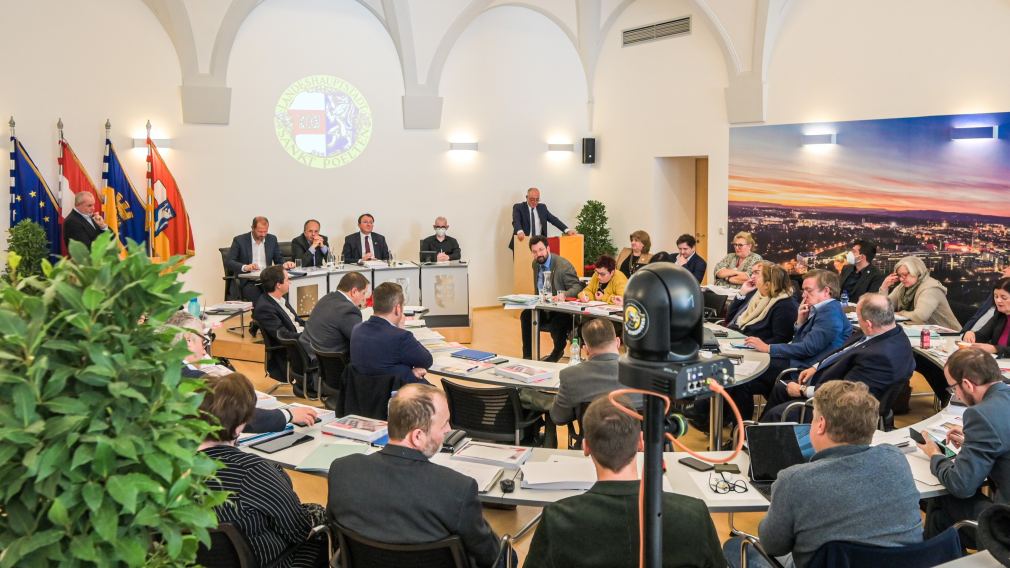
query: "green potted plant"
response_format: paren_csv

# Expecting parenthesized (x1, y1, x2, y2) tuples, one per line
(5, 219, 50, 281)
(0, 232, 225, 566)
(574, 200, 617, 271)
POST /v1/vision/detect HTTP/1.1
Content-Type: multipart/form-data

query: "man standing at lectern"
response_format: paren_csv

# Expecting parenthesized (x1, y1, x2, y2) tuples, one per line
(509, 187, 576, 250)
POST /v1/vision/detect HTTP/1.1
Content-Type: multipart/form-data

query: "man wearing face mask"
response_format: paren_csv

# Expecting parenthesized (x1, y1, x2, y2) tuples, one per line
(419, 216, 461, 263)
(838, 239, 885, 304)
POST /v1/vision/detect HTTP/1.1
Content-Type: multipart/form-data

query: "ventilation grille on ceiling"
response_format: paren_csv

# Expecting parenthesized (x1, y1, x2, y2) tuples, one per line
(622, 16, 691, 47)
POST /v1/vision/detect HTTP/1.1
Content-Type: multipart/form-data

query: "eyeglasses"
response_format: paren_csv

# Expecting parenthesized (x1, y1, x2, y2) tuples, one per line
(733, 243, 748, 247)
(433, 225, 448, 229)
(709, 472, 749, 494)
(945, 382, 959, 396)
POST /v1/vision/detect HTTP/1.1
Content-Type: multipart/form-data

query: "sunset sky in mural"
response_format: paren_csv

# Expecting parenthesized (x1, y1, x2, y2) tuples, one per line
(730, 112, 1010, 217)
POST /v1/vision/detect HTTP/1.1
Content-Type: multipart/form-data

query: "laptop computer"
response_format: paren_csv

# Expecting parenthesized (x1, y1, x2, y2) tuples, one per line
(745, 423, 816, 500)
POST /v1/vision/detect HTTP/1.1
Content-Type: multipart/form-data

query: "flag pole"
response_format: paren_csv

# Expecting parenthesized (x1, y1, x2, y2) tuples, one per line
(103, 119, 111, 208)
(8, 117, 14, 229)
(146, 120, 154, 256)
(57, 117, 64, 206)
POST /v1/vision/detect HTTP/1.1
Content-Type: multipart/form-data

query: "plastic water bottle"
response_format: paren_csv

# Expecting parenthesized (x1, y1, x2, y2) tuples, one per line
(569, 338, 582, 365)
(187, 297, 201, 318)
(840, 291, 850, 306)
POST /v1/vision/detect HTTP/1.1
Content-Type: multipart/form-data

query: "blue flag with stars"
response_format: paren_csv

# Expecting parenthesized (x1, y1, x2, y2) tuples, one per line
(102, 137, 149, 252)
(10, 137, 62, 259)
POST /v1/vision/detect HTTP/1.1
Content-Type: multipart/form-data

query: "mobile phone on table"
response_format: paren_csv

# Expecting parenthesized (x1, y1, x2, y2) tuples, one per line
(908, 428, 926, 445)
(715, 463, 740, 474)
(678, 456, 714, 472)
(250, 432, 313, 454)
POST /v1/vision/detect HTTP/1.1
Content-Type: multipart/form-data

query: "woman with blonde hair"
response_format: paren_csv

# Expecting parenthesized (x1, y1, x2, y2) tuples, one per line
(713, 231, 762, 287)
(879, 255, 960, 330)
(726, 262, 798, 344)
(615, 230, 653, 277)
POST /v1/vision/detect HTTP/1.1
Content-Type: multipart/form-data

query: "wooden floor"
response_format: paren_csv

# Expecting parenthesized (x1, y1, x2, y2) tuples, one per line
(219, 306, 939, 565)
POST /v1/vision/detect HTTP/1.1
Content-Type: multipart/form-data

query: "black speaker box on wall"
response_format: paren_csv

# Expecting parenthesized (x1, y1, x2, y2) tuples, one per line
(582, 137, 596, 164)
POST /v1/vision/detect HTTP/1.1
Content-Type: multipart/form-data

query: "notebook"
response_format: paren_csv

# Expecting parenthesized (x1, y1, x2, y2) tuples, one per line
(746, 423, 815, 498)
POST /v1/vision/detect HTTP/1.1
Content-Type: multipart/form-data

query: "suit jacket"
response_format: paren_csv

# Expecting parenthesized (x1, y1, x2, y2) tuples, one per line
(225, 232, 285, 276)
(769, 299, 850, 369)
(304, 291, 361, 353)
(963, 299, 995, 333)
(680, 253, 707, 283)
(290, 233, 329, 267)
(839, 264, 886, 303)
(932, 382, 1010, 506)
(350, 316, 433, 384)
(727, 294, 799, 345)
(509, 202, 568, 249)
(419, 234, 461, 262)
(550, 353, 642, 424)
(63, 209, 108, 250)
(182, 365, 287, 433)
(524, 480, 724, 568)
(532, 254, 584, 298)
(341, 231, 389, 263)
(327, 445, 500, 568)
(253, 294, 305, 380)
(970, 310, 1010, 358)
(807, 325, 915, 398)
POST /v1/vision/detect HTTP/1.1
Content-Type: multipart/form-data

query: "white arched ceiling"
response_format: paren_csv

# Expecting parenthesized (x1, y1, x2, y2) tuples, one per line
(144, 0, 786, 126)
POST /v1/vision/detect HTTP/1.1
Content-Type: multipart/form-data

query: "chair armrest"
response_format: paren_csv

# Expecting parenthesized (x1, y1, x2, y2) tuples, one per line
(740, 535, 786, 568)
(494, 534, 514, 568)
(780, 400, 813, 423)
(952, 519, 979, 532)
(774, 368, 800, 381)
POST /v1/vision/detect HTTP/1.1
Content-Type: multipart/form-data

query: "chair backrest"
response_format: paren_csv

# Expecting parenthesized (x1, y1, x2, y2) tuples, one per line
(335, 523, 468, 568)
(566, 401, 593, 450)
(278, 240, 293, 263)
(342, 365, 401, 419)
(276, 329, 307, 378)
(255, 318, 287, 380)
(195, 523, 257, 568)
(315, 348, 349, 390)
(876, 378, 910, 431)
(441, 380, 524, 443)
(913, 351, 951, 407)
(220, 247, 237, 300)
(807, 526, 962, 568)
(703, 290, 729, 320)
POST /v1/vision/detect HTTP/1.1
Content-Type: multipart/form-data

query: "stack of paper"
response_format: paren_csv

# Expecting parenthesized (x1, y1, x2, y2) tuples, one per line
(430, 453, 504, 493)
(322, 415, 388, 443)
(430, 360, 494, 375)
(205, 301, 253, 314)
(520, 455, 597, 490)
(498, 294, 540, 305)
(495, 363, 553, 383)
(282, 403, 335, 424)
(586, 305, 623, 316)
(295, 443, 371, 473)
(361, 260, 389, 268)
(452, 441, 532, 467)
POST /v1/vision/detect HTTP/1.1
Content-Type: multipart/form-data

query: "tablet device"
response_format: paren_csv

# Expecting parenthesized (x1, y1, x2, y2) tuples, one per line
(746, 423, 815, 484)
(249, 432, 313, 454)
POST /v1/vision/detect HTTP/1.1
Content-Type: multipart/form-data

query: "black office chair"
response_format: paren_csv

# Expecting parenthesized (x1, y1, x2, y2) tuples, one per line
(341, 366, 403, 419)
(876, 378, 911, 431)
(334, 524, 468, 568)
(278, 240, 294, 264)
(276, 329, 320, 400)
(254, 318, 294, 396)
(314, 347, 349, 412)
(196, 523, 319, 568)
(441, 380, 544, 445)
(565, 401, 593, 450)
(703, 290, 729, 323)
(220, 246, 240, 301)
(913, 350, 951, 410)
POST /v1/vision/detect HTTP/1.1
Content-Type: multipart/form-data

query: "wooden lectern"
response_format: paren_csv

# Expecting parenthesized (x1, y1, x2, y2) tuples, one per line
(513, 234, 585, 294)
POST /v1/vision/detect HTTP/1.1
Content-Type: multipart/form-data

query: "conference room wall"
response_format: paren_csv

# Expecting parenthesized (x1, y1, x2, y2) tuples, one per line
(0, 1, 591, 307)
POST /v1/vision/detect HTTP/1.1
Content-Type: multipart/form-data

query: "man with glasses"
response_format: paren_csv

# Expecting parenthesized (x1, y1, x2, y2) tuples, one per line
(508, 187, 576, 250)
(916, 349, 1010, 543)
(419, 216, 461, 262)
(724, 381, 922, 568)
(525, 396, 724, 568)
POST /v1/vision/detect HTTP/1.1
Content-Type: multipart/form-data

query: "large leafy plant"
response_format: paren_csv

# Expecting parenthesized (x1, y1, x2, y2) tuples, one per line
(574, 199, 617, 263)
(0, 232, 225, 566)
(5, 219, 50, 281)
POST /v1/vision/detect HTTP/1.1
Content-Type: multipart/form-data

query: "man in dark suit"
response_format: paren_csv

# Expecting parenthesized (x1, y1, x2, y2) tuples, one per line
(525, 396, 724, 568)
(350, 282, 432, 384)
(760, 293, 914, 422)
(838, 239, 885, 304)
(342, 213, 390, 263)
(508, 187, 575, 250)
(729, 269, 851, 420)
(226, 216, 294, 301)
(290, 219, 329, 267)
(328, 384, 508, 568)
(521, 236, 585, 361)
(252, 266, 305, 383)
(305, 271, 369, 354)
(63, 191, 109, 250)
(419, 216, 461, 262)
(918, 349, 1010, 543)
(674, 233, 707, 283)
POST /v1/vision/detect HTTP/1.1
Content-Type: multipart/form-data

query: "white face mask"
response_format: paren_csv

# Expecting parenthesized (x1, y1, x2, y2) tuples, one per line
(435, 228, 447, 238)
(846, 251, 857, 265)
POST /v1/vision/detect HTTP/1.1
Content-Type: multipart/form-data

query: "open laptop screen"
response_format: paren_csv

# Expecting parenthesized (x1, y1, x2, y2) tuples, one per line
(747, 423, 815, 483)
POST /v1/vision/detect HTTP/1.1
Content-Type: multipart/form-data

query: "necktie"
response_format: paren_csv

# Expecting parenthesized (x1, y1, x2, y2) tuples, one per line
(365, 235, 372, 255)
(531, 207, 539, 236)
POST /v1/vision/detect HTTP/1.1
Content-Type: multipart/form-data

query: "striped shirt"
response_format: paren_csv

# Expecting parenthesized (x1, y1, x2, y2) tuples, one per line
(202, 445, 319, 567)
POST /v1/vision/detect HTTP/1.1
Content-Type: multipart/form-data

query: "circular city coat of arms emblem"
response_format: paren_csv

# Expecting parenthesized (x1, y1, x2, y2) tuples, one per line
(274, 75, 372, 169)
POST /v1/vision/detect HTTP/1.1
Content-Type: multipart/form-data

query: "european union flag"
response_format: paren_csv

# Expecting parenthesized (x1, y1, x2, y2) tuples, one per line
(10, 137, 62, 259)
(102, 138, 148, 252)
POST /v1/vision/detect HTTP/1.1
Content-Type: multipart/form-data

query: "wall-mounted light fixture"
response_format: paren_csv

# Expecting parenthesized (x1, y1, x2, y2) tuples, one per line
(449, 141, 478, 151)
(547, 143, 575, 152)
(801, 133, 836, 145)
(950, 126, 996, 140)
(133, 138, 172, 148)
